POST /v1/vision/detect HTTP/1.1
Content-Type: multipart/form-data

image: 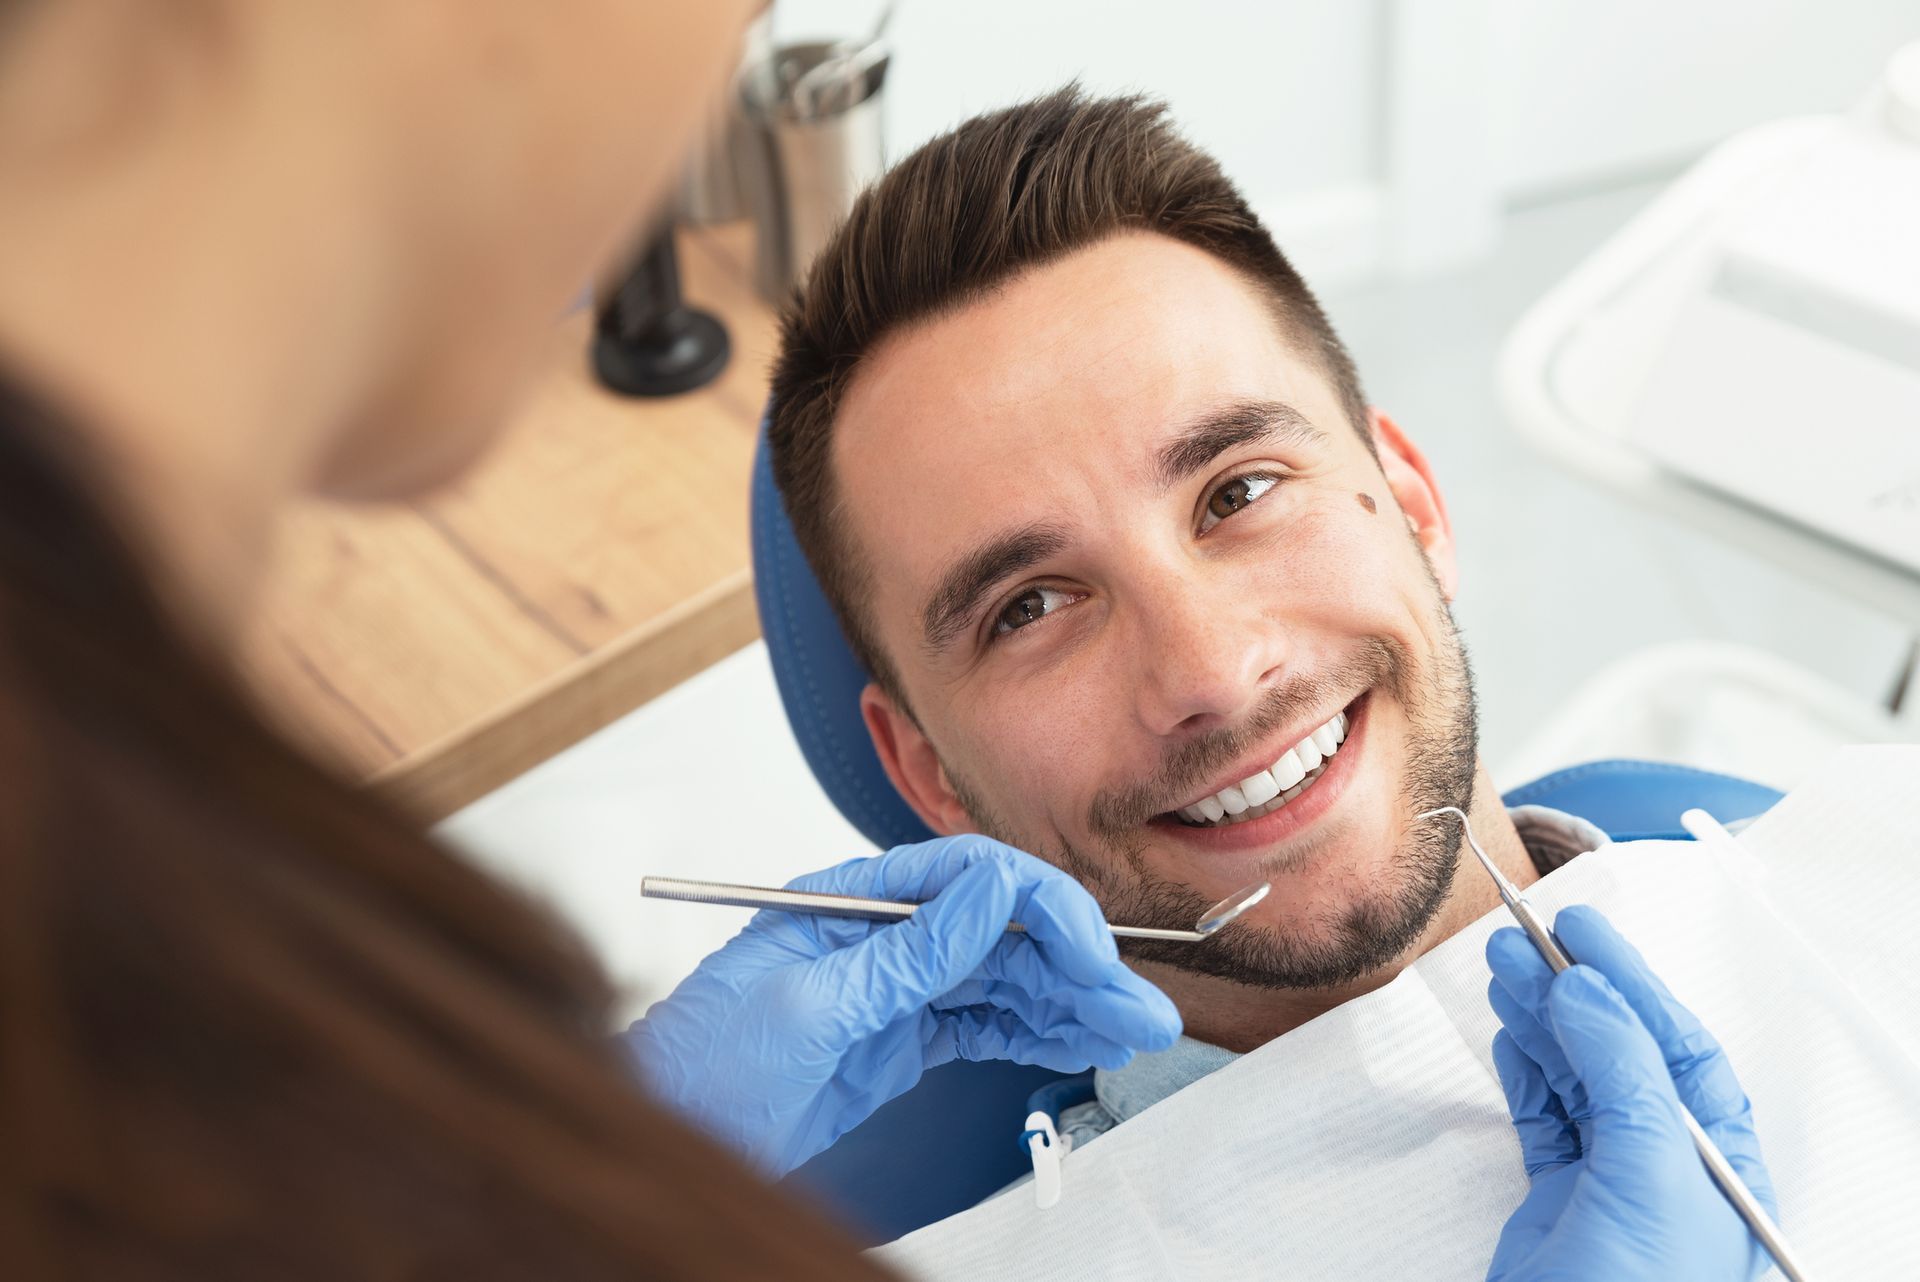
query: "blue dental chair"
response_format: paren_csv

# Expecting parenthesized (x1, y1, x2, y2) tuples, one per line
(749, 432, 1783, 1244)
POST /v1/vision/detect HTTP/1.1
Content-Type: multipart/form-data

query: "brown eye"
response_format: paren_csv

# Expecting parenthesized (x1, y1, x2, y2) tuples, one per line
(997, 588, 1046, 633)
(1209, 478, 1254, 518)
(1201, 472, 1280, 532)
(992, 586, 1073, 637)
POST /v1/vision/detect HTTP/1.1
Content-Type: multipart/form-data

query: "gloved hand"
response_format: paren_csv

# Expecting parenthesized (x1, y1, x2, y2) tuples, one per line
(625, 834, 1181, 1178)
(1483, 904, 1778, 1282)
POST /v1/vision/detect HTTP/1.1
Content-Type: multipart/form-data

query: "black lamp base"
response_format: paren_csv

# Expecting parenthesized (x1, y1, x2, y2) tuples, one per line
(591, 224, 731, 398)
(592, 309, 730, 397)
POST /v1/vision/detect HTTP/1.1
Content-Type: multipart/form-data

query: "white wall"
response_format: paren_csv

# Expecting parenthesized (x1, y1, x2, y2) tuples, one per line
(771, 0, 1385, 282)
(1489, 0, 1920, 199)
(773, 0, 1379, 199)
(766, 0, 1920, 283)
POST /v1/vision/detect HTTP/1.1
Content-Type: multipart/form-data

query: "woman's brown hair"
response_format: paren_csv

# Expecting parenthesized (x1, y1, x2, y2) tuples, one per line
(0, 372, 892, 1279)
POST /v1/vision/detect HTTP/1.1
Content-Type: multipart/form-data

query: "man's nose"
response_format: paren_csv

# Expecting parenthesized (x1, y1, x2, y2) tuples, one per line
(1128, 565, 1291, 738)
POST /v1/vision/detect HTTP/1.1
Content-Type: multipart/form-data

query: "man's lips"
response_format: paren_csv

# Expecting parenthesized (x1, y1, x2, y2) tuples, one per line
(1145, 690, 1372, 856)
(1160, 691, 1369, 819)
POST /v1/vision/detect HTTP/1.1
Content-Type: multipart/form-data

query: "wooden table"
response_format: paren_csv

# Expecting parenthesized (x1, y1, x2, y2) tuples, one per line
(240, 223, 776, 821)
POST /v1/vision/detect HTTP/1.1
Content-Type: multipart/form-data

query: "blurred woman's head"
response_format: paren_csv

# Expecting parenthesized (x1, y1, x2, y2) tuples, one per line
(0, 6, 893, 1277)
(0, 1, 755, 627)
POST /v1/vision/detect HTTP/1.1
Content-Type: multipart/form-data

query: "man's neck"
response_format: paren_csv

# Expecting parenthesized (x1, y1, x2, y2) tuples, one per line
(1142, 763, 1535, 1054)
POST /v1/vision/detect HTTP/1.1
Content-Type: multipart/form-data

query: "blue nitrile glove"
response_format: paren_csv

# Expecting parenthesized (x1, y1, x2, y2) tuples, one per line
(624, 834, 1181, 1178)
(1483, 904, 1778, 1282)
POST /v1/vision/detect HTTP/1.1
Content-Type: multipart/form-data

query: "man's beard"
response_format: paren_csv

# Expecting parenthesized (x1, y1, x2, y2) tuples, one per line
(947, 600, 1480, 992)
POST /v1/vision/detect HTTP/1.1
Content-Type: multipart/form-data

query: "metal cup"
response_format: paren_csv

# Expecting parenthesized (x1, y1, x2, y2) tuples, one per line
(739, 41, 889, 303)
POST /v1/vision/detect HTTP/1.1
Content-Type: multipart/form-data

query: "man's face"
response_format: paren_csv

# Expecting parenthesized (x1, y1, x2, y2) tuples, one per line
(836, 233, 1479, 991)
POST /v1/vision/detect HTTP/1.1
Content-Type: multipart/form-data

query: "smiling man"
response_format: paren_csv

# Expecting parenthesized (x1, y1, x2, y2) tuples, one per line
(766, 89, 1602, 1132)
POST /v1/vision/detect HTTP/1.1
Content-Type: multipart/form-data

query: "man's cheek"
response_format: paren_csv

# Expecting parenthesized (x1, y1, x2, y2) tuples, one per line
(948, 740, 1066, 845)
(1248, 510, 1394, 622)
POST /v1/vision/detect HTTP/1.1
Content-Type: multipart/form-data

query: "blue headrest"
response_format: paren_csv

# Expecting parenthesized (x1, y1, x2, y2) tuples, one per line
(751, 426, 937, 850)
(1501, 759, 1782, 841)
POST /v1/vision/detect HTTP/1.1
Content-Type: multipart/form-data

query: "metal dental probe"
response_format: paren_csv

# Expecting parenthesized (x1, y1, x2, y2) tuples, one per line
(1418, 805, 1811, 1282)
(640, 876, 1271, 943)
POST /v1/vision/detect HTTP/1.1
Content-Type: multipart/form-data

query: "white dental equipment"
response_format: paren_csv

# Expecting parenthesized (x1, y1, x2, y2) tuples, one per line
(1501, 41, 1920, 632)
(640, 876, 1271, 943)
(1418, 805, 1811, 1282)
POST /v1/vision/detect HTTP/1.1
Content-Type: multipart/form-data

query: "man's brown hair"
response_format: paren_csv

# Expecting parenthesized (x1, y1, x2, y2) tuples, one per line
(767, 86, 1370, 703)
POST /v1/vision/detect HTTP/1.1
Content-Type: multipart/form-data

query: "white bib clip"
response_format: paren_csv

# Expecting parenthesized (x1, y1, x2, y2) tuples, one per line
(1022, 1110, 1072, 1209)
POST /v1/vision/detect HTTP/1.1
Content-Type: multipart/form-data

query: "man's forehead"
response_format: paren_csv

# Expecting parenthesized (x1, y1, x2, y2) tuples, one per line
(840, 234, 1308, 449)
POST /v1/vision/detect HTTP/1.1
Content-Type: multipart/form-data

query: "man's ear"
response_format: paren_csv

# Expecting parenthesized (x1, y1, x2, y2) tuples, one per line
(860, 682, 973, 835)
(1367, 408, 1458, 599)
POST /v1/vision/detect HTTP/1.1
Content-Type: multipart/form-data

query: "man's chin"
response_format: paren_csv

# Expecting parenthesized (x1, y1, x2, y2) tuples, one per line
(1119, 678, 1477, 989)
(1113, 821, 1463, 991)
(1123, 891, 1450, 990)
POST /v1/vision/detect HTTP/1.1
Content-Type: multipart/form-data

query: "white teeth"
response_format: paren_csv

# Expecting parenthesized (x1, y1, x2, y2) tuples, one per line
(1239, 769, 1280, 807)
(1171, 703, 1359, 828)
(1271, 749, 1306, 790)
(1295, 736, 1323, 772)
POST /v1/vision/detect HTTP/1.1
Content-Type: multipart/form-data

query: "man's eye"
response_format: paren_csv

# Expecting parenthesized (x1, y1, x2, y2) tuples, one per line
(1200, 472, 1281, 533)
(992, 585, 1075, 637)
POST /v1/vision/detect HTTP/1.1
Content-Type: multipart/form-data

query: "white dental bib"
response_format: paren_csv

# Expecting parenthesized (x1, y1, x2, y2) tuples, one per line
(877, 748, 1920, 1280)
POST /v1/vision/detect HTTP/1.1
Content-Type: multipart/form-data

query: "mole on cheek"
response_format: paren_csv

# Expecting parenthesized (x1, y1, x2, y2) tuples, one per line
(1356, 492, 1377, 514)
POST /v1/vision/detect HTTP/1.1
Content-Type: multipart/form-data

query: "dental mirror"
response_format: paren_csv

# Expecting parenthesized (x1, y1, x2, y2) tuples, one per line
(1188, 880, 1272, 938)
(640, 877, 1274, 944)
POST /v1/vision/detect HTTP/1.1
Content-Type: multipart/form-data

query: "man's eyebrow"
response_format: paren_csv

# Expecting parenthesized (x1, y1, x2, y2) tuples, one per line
(1153, 399, 1326, 492)
(921, 521, 1072, 654)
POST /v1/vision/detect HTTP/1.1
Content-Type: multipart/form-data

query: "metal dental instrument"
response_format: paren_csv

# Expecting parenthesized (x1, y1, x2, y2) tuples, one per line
(641, 876, 1271, 943)
(1418, 806, 1812, 1282)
